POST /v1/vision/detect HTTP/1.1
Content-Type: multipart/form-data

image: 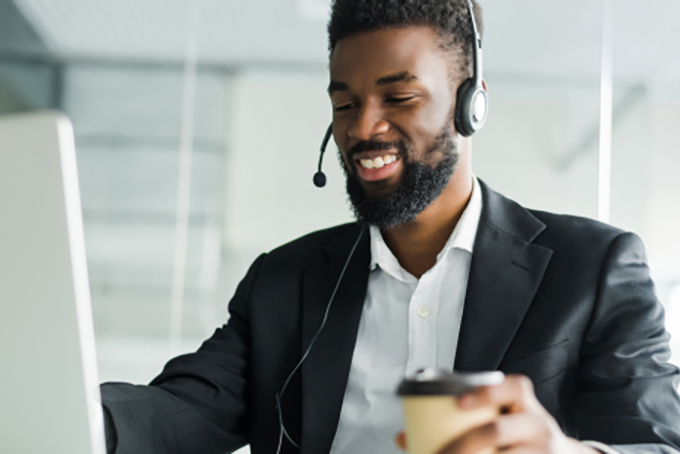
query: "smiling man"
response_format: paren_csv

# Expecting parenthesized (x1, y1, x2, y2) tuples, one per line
(100, 1, 680, 454)
(330, 24, 472, 277)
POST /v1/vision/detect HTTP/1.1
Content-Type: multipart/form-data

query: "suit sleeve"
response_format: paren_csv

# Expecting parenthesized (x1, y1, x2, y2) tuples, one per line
(575, 232, 680, 454)
(100, 253, 267, 454)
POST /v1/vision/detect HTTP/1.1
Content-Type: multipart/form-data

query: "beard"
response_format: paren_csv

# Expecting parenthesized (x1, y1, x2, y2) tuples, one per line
(340, 123, 459, 230)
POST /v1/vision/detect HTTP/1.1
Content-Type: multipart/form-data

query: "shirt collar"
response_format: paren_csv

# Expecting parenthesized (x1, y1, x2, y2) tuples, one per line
(369, 176, 483, 276)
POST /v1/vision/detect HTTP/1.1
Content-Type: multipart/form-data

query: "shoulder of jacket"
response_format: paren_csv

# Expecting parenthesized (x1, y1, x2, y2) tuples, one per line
(528, 209, 628, 250)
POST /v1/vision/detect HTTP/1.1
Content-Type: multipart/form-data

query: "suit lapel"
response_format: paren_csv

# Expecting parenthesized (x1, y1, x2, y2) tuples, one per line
(300, 223, 370, 454)
(455, 181, 553, 372)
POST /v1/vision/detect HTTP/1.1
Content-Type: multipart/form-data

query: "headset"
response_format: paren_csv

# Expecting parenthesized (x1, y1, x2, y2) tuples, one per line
(313, 0, 486, 188)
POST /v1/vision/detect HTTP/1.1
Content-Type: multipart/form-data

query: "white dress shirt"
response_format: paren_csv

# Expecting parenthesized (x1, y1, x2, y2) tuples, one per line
(329, 177, 483, 454)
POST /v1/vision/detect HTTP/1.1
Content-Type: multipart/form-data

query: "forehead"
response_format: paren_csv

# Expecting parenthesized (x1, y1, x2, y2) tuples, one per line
(329, 26, 453, 87)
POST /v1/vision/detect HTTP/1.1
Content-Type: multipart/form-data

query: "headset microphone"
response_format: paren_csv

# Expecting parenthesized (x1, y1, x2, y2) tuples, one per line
(454, 0, 488, 137)
(313, 124, 334, 188)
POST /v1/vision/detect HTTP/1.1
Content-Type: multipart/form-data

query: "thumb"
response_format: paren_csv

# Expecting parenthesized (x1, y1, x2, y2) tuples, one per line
(395, 431, 408, 451)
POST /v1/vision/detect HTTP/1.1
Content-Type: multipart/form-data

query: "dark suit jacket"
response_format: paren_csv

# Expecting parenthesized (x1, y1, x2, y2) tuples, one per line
(101, 181, 680, 454)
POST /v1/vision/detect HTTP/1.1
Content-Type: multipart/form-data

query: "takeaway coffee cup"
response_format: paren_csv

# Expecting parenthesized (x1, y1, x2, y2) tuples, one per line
(397, 369, 505, 454)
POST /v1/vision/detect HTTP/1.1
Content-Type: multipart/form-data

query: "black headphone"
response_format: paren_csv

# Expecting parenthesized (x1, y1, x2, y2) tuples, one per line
(314, 0, 486, 188)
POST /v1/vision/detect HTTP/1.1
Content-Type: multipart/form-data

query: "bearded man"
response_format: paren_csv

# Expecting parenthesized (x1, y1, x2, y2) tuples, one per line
(100, 1, 680, 453)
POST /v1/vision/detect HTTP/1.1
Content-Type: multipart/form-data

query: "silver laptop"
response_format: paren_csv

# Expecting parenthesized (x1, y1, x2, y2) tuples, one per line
(0, 112, 106, 454)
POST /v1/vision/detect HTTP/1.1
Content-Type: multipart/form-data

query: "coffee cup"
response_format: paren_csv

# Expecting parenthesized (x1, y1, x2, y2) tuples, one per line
(397, 369, 505, 454)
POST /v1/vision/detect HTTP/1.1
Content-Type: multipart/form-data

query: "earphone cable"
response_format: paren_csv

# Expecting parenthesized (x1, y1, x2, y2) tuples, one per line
(275, 225, 366, 453)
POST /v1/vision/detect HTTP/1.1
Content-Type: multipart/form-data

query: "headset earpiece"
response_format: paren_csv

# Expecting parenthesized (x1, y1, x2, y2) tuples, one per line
(454, 78, 487, 137)
(455, 0, 488, 137)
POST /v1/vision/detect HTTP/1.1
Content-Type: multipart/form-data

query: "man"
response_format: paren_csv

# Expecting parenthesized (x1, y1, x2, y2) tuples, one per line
(101, 1, 680, 453)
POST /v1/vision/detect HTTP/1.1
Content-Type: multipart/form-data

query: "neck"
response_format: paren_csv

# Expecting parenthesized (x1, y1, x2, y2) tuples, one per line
(382, 142, 473, 279)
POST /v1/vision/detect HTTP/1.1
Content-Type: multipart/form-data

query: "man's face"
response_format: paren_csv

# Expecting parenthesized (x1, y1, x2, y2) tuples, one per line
(329, 26, 462, 229)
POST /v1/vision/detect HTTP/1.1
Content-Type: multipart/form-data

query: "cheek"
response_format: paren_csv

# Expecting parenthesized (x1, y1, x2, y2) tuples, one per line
(422, 97, 454, 130)
(332, 119, 352, 153)
(402, 108, 452, 156)
(334, 141, 353, 172)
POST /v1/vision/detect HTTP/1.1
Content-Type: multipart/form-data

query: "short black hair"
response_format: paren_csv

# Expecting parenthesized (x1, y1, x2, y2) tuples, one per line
(328, 0, 483, 78)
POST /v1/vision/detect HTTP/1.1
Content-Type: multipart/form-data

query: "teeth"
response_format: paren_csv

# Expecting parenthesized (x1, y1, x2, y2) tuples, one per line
(359, 155, 398, 169)
(360, 159, 375, 169)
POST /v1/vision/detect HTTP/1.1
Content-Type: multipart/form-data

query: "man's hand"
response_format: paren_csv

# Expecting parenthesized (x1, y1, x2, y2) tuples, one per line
(396, 375, 600, 454)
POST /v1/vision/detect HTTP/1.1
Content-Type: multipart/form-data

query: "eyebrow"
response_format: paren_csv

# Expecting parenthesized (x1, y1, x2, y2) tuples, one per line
(376, 71, 418, 86)
(328, 81, 349, 94)
(328, 71, 419, 95)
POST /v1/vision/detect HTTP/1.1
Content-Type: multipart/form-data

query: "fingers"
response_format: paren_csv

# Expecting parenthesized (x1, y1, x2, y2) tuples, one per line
(395, 431, 407, 451)
(458, 375, 542, 414)
(432, 375, 575, 454)
(437, 422, 497, 454)
(494, 412, 556, 448)
(437, 411, 556, 454)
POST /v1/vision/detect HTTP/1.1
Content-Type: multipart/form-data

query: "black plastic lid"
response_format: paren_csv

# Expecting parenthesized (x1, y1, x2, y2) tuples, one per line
(397, 369, 504, 396)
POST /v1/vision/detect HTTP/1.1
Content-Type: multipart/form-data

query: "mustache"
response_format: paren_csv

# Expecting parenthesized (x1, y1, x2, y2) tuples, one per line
(346, 140, 407, 160)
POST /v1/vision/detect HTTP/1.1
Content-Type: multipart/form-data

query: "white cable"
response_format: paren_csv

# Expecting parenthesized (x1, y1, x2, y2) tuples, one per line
(275, 225, 366, 453)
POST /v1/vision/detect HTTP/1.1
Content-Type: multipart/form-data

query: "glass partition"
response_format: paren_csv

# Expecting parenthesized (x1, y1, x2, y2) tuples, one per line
(608, 0, 680, 364)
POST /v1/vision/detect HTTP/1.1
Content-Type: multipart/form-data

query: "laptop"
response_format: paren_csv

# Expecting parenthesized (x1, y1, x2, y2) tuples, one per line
(0, 111, 106, 454)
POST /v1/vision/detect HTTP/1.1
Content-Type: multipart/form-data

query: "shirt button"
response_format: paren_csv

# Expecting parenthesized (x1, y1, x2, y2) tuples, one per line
(416, 307, 429, 318)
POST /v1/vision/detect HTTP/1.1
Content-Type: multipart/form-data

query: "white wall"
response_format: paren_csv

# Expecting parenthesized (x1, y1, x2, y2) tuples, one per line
(223, 69, 353, 253)
(473, 81, 601, 219)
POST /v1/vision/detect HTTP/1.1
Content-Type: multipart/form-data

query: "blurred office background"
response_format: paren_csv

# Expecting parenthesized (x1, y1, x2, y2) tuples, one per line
(1, 1, 680, 449)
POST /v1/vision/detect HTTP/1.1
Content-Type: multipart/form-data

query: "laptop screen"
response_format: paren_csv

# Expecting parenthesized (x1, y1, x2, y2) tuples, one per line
(0, 112, 106, 454)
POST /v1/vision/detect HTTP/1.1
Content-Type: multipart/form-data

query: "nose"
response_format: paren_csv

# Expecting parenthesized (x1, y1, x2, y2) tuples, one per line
(347, 101, 389, 141)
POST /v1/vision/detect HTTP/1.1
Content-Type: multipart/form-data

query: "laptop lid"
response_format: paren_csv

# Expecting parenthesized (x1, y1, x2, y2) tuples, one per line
(0, 111, 106, 454)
